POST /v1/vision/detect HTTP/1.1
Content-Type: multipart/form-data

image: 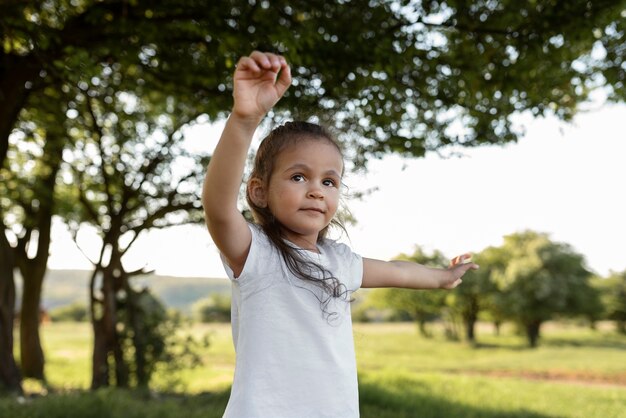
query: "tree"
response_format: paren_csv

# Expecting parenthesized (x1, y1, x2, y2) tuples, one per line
(494, 231, 600, 347)
(375, 246, 448, 337)
(2, 0, 624, 388)
(3, 1, 625, 167)
(0, 230, 21, 393)
(57, 74, 205, 388)
(0, 83, 72, 384)
(600, 270, 626, 333)
(447, 247, 501, 343)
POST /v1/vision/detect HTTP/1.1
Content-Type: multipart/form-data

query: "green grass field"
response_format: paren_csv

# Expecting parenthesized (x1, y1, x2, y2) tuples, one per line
(2, 321, 626, 417)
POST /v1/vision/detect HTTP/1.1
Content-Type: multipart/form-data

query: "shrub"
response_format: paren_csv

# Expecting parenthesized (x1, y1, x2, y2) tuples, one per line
(49, 302, 88, 322)
(192, 294, 231, 323)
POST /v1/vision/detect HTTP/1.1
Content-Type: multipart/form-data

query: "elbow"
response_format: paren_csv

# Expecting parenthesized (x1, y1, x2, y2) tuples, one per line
(201, 190, 220, 227)
(203, 204, 225, 230)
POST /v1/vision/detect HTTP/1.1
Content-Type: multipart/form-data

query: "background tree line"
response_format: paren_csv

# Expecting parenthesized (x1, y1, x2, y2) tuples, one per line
(1, 0, 624, 394)
(360, 230, 626, 348)
(46, 229, 626, 351)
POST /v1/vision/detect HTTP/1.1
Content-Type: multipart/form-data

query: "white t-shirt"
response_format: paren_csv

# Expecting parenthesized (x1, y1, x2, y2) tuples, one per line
(221, 224, 363, 418)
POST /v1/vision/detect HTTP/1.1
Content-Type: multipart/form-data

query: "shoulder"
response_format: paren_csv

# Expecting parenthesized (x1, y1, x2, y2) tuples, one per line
(321, 238, 358, 259)
(320, 238, 363, 280)
(221, 223, 276, 280)
(248, 223, 275, 256)
(247, 223, 271, 243)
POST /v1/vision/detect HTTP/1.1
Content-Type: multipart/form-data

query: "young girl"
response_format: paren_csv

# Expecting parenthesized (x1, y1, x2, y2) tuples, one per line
(203, 51, 478, 418)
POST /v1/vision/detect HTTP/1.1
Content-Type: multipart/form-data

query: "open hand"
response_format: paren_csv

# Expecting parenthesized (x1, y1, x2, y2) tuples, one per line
(443, 253, 479, 289)
(232, 51, 292, 120)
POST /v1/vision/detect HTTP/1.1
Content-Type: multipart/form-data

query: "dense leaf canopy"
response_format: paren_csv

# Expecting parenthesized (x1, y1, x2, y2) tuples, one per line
(2, 0, 625, 166)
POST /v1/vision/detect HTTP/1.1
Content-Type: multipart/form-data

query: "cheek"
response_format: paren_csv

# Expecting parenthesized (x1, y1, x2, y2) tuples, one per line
(269, 183, 298, 205)
(327, 191, 341, 212)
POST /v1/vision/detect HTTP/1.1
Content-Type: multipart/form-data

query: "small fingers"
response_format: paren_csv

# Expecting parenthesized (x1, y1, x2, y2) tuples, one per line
(275, 63, 292, 94)
(459, 262, 479, 273)
(248, 51, 286, 72)
(450, 253, 473, 266)
(236, 56, 261, 73)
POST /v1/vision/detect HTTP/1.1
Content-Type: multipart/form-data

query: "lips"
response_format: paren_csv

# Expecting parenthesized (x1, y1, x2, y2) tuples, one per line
(301, 207, 325, 214)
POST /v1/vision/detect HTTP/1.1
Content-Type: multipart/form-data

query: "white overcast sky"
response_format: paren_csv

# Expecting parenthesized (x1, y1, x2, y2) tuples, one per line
(49, 102, 626, 278)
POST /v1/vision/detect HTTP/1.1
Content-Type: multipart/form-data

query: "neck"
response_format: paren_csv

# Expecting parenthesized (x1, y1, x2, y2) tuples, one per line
(281, 229, 320, 252)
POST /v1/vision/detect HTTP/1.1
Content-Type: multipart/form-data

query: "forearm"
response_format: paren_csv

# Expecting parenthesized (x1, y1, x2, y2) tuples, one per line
(361, 258, 453, 289)
(388, 260, 451, 289)
(202, 113, 261, 222)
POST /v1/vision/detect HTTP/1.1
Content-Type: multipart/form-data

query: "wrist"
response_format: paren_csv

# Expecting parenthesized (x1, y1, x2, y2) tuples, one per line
(439, 268, 455, 289)
(230, 108, 265, 127)
(227, 111, 264, 134)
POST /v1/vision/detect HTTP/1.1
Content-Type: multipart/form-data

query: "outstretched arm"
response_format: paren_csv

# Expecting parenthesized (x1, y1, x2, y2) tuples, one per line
(361, 253, 478, 289)
(202, 51, 291, 276)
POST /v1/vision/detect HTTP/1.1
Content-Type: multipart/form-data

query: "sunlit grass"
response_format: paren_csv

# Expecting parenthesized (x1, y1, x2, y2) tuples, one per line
(4, 321, 626, 417)
(359, 370, 626, 418)
(354, 322, 626, 378)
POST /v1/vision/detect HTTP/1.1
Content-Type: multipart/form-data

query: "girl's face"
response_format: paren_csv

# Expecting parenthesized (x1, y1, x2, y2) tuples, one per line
(262, 139, 343, 250)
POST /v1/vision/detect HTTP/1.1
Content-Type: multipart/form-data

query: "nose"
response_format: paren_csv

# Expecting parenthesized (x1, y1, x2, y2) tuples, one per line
(307, 185, 324, 199)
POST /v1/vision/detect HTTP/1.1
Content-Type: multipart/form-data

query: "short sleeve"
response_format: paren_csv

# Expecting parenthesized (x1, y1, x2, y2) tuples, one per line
(323, 240, 363, 292)
(220, 223, 267, 282)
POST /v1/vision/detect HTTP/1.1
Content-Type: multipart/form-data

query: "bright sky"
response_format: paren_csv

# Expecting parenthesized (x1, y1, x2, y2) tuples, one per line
(49, 103, 626, 278)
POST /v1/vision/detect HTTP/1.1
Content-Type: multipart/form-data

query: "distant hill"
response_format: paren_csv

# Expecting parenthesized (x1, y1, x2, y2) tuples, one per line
(15, 269, 231, 313)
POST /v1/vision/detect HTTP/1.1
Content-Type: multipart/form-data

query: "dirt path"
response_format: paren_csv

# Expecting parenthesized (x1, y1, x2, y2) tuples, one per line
(453, 369, 626, 388)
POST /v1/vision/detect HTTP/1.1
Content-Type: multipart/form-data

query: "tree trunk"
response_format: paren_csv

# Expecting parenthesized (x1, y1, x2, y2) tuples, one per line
(0, 226, 22, 393)
(463, 301, 479, 343)
(464, 315, 476, 343)
(90, 244, 130, 389)
(18, 269, 45, 380)
(16, 130, 62, 381)
(416, 315, 432, 338)
(493, 321, 501, 336)
(126, 285, 147, 387)
(90, 268, 109, 389)
(95, 270, 119, 389)
(108, 256, 129, 388)
(525, 320, 542, 348)
(0, 55, 38, 166)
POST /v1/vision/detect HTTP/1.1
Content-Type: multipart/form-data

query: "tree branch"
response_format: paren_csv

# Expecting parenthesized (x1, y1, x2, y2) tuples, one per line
(85, 96, 115, 217)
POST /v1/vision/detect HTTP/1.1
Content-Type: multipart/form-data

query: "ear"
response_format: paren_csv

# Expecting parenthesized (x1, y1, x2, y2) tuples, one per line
(248, 178, 267, 208)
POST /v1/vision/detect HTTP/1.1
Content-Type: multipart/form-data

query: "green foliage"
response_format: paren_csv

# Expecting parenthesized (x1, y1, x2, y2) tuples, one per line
(57, 74, 206, 235)
(3, 0, 625, 392)
(374, 231, 609, 346)
(191, 294, 231, 323)
(49, 302, 88, 322)
(117, 289, 206, 389)
(2, 0, 625, 166)
(352, 289, 411, 323)
(446, 248, 501, 341)
(373, 246, 448, 336)
(598, 270, 626, 333)
(490, 231, 601, 346)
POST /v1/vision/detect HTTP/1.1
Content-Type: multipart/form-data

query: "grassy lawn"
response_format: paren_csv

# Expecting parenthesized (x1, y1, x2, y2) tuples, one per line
(2, 321, 625, 417)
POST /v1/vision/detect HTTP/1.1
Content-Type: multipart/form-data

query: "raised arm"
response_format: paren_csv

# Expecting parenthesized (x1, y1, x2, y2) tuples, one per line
(202, 51, 291, 276)
(361, 253, 478, 289)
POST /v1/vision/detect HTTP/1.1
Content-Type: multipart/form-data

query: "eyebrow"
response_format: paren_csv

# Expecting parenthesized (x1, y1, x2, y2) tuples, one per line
(284, 163, 342, 178)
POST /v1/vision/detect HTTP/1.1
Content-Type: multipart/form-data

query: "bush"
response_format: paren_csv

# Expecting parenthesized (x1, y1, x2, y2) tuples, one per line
(49, 302, 89, 322)
(192, 294, 231, 323)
